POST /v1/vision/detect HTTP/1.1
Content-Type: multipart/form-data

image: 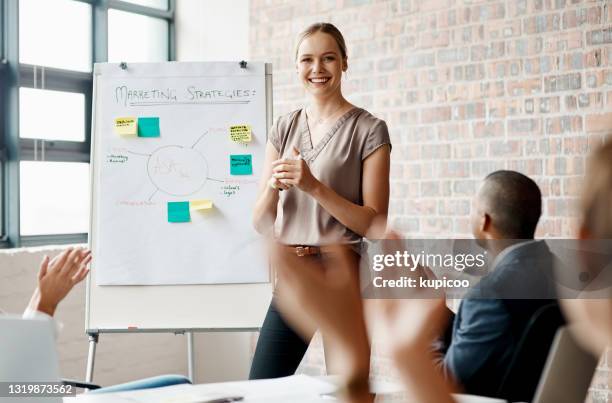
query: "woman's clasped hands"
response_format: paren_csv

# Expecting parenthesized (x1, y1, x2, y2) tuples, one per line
(269, 146, 319, 193)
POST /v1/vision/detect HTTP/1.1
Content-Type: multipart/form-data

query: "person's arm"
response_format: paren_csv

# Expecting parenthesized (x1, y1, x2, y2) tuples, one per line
(26, 247, 91, 317)
(273, 144, 390, 237)
(441, 298, 511, 390)
(272, 244, 371, 403)
(374, 298, 456, 403)
(396, 346, 457, 403)
(252, 141, 288, 235)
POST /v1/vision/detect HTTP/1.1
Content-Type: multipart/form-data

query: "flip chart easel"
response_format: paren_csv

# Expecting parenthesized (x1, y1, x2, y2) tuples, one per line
(86, 61, 274, 382)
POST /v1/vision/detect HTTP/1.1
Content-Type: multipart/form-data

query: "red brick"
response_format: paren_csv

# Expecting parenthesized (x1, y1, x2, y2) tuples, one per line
(537, 96, 561, 113)
(586, 27, 612, 46)
(508, 37, 544, 57)
(578, 92, 603, 109)
(420, 106, 452, 123)
(454, 142, 487, 158)
(452, 103, 486, 120)
(562, 6, 602, 29)
(524, 13, 561, 34)
(489, 140, 522, 157)
(524, 56, 553, 75)
(421, 144, 451, 159)
(489, 99, 523, 118)
(422, 218, 453, 234)
(488, 60, 522, 78)
(483, 19, 522, 40)
(439, 161, 470, 178)
(545, 116, 583, 134)
(438, 123, 470, 141)
(454, 218, 472, 235)
(509, 118, 541, 135)
(508, 78, 542, 96)
(507, 159, 544, 175)
(585, 70, 611, 89)
(473, 121, 504, 138)
(473, 81, 505, 98)
(470, 3, 505, 22)
(405, 199, 437, 215)
(543, 31, 583, 52)
(537, 219, 563, 237)
(586, 112, 612, 133)
(419, 30, 450, 48)
(437, 10, 458, 29)
(545, 156, 585, 175)
(438, 199, 471, 215)
(419, 0, 452, 12)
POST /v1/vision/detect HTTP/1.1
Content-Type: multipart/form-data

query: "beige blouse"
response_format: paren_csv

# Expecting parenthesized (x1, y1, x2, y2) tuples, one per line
(269, 107, 391, 246)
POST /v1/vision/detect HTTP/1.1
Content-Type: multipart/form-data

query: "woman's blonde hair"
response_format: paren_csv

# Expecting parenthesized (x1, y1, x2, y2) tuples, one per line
(581, 140, 612, 237)
(294, 23, 348, 61)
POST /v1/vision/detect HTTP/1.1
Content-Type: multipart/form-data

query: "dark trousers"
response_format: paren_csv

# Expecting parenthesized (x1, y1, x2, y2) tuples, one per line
(248, 300, 312, 379)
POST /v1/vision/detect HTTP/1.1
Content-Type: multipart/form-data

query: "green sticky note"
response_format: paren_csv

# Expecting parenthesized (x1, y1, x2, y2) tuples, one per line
(230, 154, 253, 175)
(167, 201, 190, 223)
(138, 117, 160, 137)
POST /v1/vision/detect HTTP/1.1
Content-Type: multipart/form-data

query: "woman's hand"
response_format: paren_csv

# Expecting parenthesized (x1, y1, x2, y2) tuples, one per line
(271, 147, 320, 193)
(27, 247, 92, 317)
(267, 175, 291, 191)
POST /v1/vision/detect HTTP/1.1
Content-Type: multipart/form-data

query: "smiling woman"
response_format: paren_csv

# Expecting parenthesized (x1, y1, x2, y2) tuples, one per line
(249, 22, 392, 380)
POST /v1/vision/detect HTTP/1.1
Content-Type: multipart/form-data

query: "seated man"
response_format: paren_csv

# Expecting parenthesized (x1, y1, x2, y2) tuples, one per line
(437, 170, 562, 398)
(269, 146, 612, 403)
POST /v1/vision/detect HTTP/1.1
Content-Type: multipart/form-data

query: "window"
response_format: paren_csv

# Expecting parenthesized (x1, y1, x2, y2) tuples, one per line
(108, 9, 169, 63)
(0, 0, 175, 247)
(19, 0, 92, 72)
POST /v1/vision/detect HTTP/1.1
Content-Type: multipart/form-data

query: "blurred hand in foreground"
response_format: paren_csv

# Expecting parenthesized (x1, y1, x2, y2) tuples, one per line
(271, 243, 372, 403)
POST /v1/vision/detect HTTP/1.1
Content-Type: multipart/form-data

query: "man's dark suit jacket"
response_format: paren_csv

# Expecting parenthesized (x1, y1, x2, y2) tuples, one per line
(439, 240, 561, 398)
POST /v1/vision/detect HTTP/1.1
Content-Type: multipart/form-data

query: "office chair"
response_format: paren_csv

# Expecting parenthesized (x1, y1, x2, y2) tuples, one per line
(496, 303, 565, 402)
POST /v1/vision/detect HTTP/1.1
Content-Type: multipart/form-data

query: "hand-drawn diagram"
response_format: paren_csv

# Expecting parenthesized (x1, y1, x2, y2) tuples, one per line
(126, 131, 223, 201)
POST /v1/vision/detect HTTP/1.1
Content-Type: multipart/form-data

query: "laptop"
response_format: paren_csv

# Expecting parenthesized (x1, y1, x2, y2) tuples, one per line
(0, 316, 62, 403)
(532, 326, 599, 403)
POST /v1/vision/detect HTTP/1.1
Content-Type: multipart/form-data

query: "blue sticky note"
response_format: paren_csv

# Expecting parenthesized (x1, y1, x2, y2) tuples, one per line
(230, 154, 253, 175)
(167, 201, 190, 223)
(138, 117, 160, 137)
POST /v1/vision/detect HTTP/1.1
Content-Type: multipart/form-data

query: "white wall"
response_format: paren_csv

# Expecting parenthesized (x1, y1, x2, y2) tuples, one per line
(174, 0, 255, 383)
(176, 0, 250, 62)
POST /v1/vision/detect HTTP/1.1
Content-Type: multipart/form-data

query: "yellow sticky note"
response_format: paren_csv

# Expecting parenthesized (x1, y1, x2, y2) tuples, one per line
(190, 199, 213, 211)
(115, 117, 137, 136)
(229, 125, 252, 142)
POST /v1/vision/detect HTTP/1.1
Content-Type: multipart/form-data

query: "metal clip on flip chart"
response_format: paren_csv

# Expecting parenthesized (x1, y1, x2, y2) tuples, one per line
(239, 60, 247, 69)
(119, 62, 128, 70)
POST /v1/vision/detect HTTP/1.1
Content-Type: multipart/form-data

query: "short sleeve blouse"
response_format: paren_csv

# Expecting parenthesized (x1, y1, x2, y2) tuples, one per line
(268, 107, 391, 246)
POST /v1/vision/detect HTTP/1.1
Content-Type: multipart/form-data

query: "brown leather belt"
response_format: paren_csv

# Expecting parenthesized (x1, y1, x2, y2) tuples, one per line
(283, 245, 351, 257)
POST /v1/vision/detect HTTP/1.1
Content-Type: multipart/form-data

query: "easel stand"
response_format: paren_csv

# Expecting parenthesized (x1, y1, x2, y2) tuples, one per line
(85, 327, 258, 384)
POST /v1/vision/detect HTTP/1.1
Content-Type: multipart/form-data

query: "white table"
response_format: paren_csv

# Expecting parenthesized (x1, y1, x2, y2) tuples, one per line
(65, 374, 507, 403)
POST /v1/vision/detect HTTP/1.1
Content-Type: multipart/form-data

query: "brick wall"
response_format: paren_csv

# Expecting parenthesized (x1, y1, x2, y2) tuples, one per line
(249, 0, 612, 401)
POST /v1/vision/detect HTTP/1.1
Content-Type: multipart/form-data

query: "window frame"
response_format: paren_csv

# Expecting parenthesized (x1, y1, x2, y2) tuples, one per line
(1, 0, 175, 247)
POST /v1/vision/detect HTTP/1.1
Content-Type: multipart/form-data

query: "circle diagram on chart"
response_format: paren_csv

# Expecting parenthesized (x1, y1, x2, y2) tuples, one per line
(147, 145, 208, 196)
(125, 131, 224, 201)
